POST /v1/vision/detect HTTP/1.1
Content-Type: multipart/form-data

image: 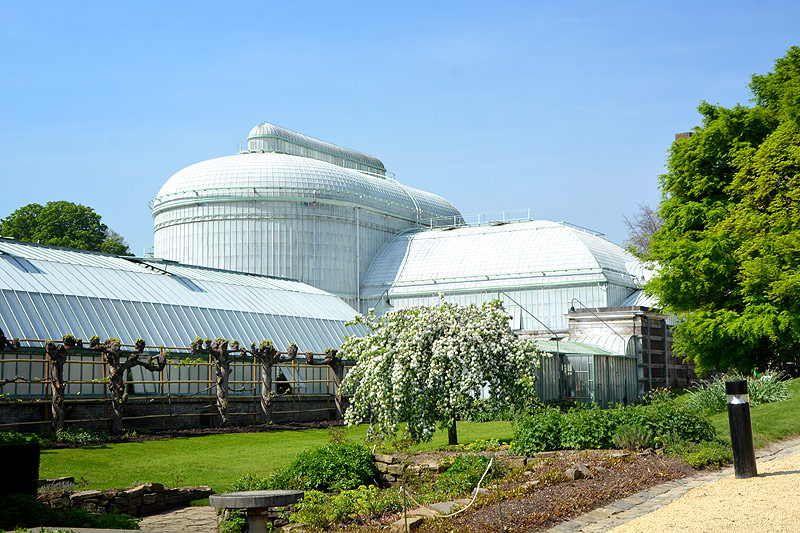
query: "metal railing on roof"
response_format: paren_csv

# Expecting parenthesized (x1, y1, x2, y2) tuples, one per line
(419, 209, 534, 229)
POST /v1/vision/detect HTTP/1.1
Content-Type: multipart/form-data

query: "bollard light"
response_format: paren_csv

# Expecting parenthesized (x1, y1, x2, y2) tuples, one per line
(726, 380, 757, 479)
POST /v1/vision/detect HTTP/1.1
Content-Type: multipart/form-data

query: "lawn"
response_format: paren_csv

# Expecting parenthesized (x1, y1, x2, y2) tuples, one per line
(708, 377, 800, 448)
(39, 421, 514, 492)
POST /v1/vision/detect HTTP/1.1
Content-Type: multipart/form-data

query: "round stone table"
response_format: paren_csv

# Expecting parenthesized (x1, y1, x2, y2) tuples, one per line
(210, 490, 305, 533)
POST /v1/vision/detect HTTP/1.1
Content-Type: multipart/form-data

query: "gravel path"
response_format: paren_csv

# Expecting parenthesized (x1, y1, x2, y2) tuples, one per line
(547, 437, 800, 533)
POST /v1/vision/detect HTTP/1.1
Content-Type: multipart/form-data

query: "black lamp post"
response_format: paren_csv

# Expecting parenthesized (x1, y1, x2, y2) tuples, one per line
(726, 379, 758, 479)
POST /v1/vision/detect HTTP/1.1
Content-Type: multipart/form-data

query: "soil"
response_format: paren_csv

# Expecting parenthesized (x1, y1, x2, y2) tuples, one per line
(337, 449, 695, 532)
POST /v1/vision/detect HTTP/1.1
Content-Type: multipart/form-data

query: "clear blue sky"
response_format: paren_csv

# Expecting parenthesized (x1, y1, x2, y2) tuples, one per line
(1, 1, 798, 255)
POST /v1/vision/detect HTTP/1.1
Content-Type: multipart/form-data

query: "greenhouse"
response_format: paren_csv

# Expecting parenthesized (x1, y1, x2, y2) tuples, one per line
(0, 238, 362, 404)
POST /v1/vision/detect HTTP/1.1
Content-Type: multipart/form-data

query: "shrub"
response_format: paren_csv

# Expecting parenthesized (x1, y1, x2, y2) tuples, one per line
(0, 431, 42, 446)
(437, 454, 499, 497)
(512, 408, 563, 455)
(612, 424, 654, 450)
(641, 386, 673, 405)
(55, 427, 108, 444)
(230, 442, 376, 493)
(560, 407, 615, 450)
(749, 370, 792, 406)
(687, 370, 791, 414)
(683, 440, 733, 469)
(290, 485, 402, 529)
(660, 435, 733, 469)
(0, 431, 41, 496)
(465, 398, 516, 422)
(616, 402, 716, 444)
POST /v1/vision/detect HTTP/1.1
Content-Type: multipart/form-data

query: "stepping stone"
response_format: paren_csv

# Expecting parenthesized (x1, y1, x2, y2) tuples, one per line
(390, 515, 423, 532)
(428, 501, 463, 515)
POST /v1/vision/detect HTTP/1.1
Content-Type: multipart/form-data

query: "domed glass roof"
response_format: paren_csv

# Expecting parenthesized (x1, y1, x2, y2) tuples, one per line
(151, 152, 461, 223)
(247, 122, 386, 174)
(362, 220, 644, 294)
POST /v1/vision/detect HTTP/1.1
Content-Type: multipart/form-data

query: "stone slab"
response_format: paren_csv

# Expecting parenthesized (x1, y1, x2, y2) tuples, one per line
(209, 490, 304, 509)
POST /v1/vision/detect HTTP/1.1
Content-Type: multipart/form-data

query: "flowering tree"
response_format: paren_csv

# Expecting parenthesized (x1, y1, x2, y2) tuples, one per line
(342, 299, 539, 445)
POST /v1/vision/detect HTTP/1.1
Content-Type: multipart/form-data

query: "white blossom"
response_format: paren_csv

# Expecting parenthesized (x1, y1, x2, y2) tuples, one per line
(341, 299, 540, 442)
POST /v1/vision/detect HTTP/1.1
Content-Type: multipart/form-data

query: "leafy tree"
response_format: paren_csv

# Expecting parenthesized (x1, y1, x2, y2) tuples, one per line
(341, 299, 539, 445)
(0, 201, 131, 255)
(648, 46, 800, 375)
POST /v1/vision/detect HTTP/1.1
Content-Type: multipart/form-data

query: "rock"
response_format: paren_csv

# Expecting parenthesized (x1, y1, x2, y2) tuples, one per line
(124, 485, 148, 498)
(147, 482, 166, 492)
(375, 453, 399, 464)
(473, 487, 490, 496)
(70, 490, 102, 501)
(429, 500, 463, 514)
(536, 451, 559, 459)
(408, 507, 438, 518)
(386, 464, 405, 475)
(565, 463, 592, 480)
(423, 459, 445, 473)
(503, 456, 527, 470)
(519, 479, 540, 490)
(390, 515, 423, 531)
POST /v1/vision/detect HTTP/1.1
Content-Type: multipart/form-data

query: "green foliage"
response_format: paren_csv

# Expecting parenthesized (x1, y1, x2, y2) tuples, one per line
(616, 402, 716, 444)
(511, 408, 563, 455)
(611, 424, 654, 450)
(459, 438, 509, 452)
(0, 493, 139, 530)
(289, 485, 402, 529)
(54, 427, 108, 445)
(436, 454, 499, 497)
(536, 468, 569, 486)
(641, 387, 673, 405)
(218, 509, 246, 533)
(560, 407, 616, 450)
(464, 398, 516, 422)
(0, 431, 42, 446)
(647, 46, 800, 375)
(512, 401, 715, 454)
(660, 435, 733, 469)
(0, 201, 131, 255)
(230, 442, 376, 493)
(687, 370, 792, 414)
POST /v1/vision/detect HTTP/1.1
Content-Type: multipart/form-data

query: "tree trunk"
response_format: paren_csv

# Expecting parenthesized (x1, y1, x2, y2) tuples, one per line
(105, 356, 127, 435)
(46, 342, 67, 431)
(213, 355, 231, 426)
(330, 358, 344, 421)
(259, 357, 273, 422)
(448, 415, 458, 446)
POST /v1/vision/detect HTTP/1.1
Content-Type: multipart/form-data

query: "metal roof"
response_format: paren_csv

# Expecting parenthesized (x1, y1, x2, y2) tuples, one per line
(0, 239, 362, 351)
(150, 152, 462, 224)
(361, 220, 645, 297)
(247, 122, 386, 173)
(533, 339, 615, 356)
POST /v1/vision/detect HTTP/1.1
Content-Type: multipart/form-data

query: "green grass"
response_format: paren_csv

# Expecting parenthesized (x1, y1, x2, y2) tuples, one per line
(709, 377, 800, 448)
(39, 421, 513, 493)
